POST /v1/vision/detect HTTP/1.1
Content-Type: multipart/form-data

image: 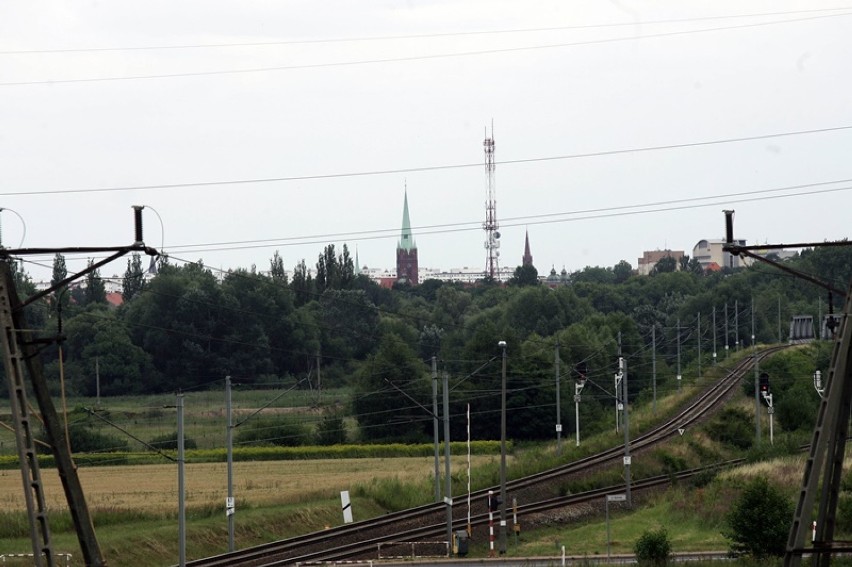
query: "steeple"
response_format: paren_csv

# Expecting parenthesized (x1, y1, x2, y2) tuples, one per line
(396, 185, 419, 285)
(522, 229, 533, 267)
(355, 245, 360, 275)
(398, 187, 416, 252)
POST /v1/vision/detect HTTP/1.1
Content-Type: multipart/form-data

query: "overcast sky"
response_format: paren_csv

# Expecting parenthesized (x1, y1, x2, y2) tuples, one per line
(1, 1, 850, 283)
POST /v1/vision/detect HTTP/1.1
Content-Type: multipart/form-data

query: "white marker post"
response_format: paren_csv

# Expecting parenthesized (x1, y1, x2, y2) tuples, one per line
(340, 490, 353, 524)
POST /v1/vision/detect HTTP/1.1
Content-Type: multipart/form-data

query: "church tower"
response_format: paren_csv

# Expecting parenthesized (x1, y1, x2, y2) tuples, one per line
(396, 188, 419, 285)
(522, 229, 533, 267)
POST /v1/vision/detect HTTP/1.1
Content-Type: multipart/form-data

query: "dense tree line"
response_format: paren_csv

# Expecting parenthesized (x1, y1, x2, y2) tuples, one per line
(2, 243, 850, 443)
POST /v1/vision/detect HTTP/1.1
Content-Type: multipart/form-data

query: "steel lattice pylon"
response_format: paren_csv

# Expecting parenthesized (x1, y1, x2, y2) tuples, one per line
(785, 282, 852, 566)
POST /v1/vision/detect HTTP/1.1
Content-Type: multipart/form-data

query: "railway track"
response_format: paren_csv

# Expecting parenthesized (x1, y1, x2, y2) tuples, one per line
(185, 346, 785, 566)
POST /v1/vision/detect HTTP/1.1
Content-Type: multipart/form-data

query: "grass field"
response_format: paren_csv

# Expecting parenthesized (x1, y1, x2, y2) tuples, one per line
(0, 454, 496, 566)
(1, 351, 821, 566)
(0, 455, 495, 515)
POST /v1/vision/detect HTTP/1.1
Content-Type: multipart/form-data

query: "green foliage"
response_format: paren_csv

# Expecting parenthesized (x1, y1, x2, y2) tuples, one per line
(122, 252, 145, 302)
(0, 441, 503, 469)
(314, 413, 347, 445)
(634, 527, 672, 566)
(508, 264, 539, 286)
(352, 331, 430, 442)
(233, 419, 312, 447)
(706, 407, 754, 450)
(37, 424, 130, 454)
(149, 431, 198, 451)
(723, 476, 793, 559)
(651, 255, 678, 275)
(352, 476, 430, 511)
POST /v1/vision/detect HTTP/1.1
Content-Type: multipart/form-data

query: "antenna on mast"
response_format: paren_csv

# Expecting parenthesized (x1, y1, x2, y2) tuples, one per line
(483, 124, 500, 281)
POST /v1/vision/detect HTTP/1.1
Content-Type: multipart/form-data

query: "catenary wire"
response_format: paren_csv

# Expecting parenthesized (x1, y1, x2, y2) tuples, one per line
(3, 6, 849, 55)
(2, 11, 850, 86)
(1, 125, 850, 198)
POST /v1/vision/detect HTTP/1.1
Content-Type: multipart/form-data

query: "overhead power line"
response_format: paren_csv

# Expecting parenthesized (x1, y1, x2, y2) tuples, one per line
(2, 11, 850, 87)
(1, 124, 850, 198)
(2, 6, 849, 55)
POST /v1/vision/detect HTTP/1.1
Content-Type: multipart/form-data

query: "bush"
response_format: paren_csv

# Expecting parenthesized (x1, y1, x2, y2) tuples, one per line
(38, 425, 130, 453)
(234, 419, 312, 447)
(723, 476, 792, 559)
(149, 431, 198, 451)
(315, 413, 347, 445)
(705, 407, 753, 450)
(634, 527, 671, 566)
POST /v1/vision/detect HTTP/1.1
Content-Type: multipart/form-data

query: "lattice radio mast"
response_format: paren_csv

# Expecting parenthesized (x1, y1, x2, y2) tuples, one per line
(483, 125, 500, 280)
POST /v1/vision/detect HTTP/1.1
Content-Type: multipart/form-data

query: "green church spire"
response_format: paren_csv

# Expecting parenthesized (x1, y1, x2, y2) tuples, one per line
(398, 187, 416, 252)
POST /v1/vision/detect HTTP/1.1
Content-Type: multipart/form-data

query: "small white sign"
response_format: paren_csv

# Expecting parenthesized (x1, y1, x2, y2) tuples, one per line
(678, 428, 685, 436)
(623, 456, 632, 465)
(226, 497, 235, 517)
(555, 424, 562, 432)
(607, 494, 627, 502)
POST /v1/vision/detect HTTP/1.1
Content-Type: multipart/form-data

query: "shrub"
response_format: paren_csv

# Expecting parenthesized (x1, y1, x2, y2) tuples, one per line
(705, 407, 753, 450)
(315, 413, 347, 445)
(634, 527, 671, 566)
(149, 431, 198, 451)
(38, 425, 130, 453)
(723, 476, 792, 559)
(234, 419, 312, 447)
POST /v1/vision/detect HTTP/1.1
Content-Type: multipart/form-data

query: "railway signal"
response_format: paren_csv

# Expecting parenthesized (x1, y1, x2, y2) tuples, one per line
(759, 372, 775, 445)
(759, 372, 771, 398)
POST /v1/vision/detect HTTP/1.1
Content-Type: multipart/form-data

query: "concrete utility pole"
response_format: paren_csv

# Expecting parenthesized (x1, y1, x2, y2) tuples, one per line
(226, 376, 235, 552)
(713, 306, 717, 366)
(697, 312, 702, 378)
(178, 393, 187, 567)
(753, 297, 761, 443)
(555, 341, 562, 455)
(618, 333, 631, 506)
(652, 327, 657, 414)
(432, 357, 441, 502)
(498, 341, 508, 555)
(736, 299, 740, 350)
(676, 318, 682, 390)
(725, 303, 730, 359)
(442, 370, 452, 556)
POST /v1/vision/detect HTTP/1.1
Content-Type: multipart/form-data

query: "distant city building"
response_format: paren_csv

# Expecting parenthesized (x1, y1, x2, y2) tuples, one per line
(749, 246, 797, 262)
(396, 189, 419, 285)
(692, 239, 751, 270)
(544, 266, 569, 287)
(637, 249, 685, 276)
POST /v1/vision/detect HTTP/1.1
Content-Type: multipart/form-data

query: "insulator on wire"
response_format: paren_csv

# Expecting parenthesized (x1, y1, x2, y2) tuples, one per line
(132, 205, 144, 245)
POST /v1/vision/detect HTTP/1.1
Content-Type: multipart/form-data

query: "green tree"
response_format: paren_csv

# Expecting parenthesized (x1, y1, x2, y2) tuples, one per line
(122, 252, 145, 302)
(269, 251, 288, 284)
(613, 260, 633, 283)
(508, 264, 539, 286)
(51, 253, 70, 311)
(291, 259, 314, 306)
(315, 412, 347, 445)
(651, 255, 678, 275)
(353, 332, 430, 442)
(724, 476, 792, 559)
(634, 527, 672, 566)
(83, 259, 107, 305)
(62, 305, 161, 395)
